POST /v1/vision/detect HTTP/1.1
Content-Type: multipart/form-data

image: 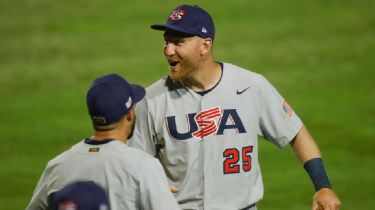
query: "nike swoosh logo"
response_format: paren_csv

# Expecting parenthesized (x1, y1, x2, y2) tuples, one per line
(236, 87, 250, 95)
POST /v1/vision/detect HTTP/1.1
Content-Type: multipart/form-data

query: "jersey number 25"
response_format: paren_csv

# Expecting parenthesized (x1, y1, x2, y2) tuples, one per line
(223, 146, 253, 174)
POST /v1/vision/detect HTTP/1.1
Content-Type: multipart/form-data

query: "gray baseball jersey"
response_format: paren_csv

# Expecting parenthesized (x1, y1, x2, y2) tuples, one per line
(128, 63, 303, 210)
(27, 139, 180, 210)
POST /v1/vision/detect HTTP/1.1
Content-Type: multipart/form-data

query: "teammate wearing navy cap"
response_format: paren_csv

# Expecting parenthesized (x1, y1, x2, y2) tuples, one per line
(128, 4, 341, 210)
(27, 74, 180, 210)
(51, 181, 110, 210)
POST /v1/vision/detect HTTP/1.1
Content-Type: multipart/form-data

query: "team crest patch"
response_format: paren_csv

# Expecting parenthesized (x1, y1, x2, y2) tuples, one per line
(170, 9, 185, 20)
(89, 147, 100, 152)
(282, 100, 293, 118)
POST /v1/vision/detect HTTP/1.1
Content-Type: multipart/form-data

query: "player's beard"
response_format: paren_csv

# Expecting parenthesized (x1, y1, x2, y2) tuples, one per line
(169, 69, 184, 81)
(168, 60, 199, 81)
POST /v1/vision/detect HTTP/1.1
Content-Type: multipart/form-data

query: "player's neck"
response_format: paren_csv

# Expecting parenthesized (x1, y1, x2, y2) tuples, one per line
(91, 129, 128, 143)
(182, 61, 221, 92)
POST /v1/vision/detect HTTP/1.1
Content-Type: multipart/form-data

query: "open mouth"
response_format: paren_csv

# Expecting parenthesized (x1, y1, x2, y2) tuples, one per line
(169, 60, 179, 67)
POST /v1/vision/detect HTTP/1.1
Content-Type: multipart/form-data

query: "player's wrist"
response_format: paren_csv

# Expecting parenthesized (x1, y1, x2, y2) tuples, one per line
(304, 158, 332, 192)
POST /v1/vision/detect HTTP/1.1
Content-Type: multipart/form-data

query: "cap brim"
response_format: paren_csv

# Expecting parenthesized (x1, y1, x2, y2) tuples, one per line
(130, 84, 146, 104)
(151, 24, 195, 36)
(150, 24, 168, 31)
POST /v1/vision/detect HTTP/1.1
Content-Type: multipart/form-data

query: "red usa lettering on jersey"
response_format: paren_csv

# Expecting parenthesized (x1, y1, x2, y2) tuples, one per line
(165, 107, 246, 140)
(192, 107, 222, 138)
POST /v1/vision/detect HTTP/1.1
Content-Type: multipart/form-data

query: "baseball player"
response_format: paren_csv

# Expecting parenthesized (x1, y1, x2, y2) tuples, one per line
(128, 4, 341, 210)
(26, 74, 180, 210)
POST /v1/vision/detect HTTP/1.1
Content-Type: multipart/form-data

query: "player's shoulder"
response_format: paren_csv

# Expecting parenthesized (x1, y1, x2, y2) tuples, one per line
(102, 141, 159, 166)
(86, 140, 156, 162)
(122, 143, 156, 160)
(45, 141, 83, 168)
(116, 144, 164, 175)
(223, 62, 269, 85)
(124, 144, 164, 169)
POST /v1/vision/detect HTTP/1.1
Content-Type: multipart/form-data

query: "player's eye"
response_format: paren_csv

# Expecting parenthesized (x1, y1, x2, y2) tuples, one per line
(164, 40, 174, 45)
(164, 40, 181, 47)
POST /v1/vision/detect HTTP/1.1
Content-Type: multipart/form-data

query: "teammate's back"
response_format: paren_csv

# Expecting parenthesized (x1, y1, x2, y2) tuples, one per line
(26, 74, 180, 210)
(28, 139, 178, 210)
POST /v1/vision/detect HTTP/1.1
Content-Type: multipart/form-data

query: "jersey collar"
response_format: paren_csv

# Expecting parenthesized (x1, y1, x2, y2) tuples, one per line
(84, 138, 114, 145)
(195, 62, 223, 96)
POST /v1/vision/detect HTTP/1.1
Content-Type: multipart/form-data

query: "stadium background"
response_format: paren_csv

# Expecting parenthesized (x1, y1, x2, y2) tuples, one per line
(0, 0, 374, 209)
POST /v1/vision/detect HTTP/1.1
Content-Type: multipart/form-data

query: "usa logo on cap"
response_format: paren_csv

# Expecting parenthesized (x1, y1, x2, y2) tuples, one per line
(170, 9, 185, 20)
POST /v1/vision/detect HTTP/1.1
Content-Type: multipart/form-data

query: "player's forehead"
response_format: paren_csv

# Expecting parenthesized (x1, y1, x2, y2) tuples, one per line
(163, 30, 196, 42)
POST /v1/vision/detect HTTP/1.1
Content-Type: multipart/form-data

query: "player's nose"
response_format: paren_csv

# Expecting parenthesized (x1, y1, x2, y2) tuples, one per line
(164, 43, 176, 56)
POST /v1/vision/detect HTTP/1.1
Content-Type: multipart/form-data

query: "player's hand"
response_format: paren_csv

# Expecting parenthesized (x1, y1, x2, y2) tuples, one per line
(169, 186, 179, 193)
(312, 188, 341, 210)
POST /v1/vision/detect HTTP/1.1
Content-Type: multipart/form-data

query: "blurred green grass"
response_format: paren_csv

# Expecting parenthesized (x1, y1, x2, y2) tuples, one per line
(1, 0, 374, 209)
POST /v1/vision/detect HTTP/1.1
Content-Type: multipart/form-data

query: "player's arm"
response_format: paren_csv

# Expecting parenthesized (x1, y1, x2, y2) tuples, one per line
(290, 126, 341, 210)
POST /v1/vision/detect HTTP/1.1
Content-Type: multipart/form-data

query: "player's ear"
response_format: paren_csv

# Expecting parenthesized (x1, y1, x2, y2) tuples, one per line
(126, 107, 136, 122)
(200, 38, 213, 56)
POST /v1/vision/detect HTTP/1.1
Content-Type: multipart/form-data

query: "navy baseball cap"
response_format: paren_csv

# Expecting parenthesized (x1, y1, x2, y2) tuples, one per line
(51, 181, 110, 210)
(151, 4, 215, 40)
(86, 74, 145, 125)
